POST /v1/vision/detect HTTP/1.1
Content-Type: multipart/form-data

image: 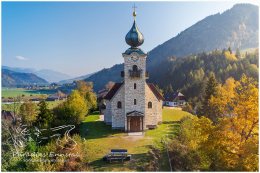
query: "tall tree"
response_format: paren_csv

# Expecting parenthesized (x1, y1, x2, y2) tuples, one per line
(76, 80, 97, 112)
(62, 90, 88, 125)
(198, 73, 218, 121)
(34, 100, 53, 128)
(20, 101, 38, 126)
(206, 74, 258, 171)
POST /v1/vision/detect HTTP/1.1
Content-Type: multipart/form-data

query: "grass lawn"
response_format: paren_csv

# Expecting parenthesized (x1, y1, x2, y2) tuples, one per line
(80, 107, 192, 171)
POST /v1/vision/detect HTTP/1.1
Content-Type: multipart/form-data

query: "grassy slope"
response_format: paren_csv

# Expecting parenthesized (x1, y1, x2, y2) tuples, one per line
(80, 108, 192, 171)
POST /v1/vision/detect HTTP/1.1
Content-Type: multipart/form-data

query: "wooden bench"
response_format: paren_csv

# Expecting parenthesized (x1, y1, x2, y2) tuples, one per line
(103, 149, 131, 163)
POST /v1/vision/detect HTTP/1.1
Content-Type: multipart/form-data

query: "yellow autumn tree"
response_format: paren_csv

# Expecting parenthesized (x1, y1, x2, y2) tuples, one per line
(224, 51, 237, 61)
(76, 80, 97, 111)
(208, 77, 237, 119)
(207, 74, 258, 171)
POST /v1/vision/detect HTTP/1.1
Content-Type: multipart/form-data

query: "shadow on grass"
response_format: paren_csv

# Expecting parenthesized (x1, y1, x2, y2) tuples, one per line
(89, 152, 151, 171)
(80, 113, 123, 140)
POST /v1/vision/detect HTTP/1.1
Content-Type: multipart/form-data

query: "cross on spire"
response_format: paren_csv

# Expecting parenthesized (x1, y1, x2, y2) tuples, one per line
(133, 4, 137, 12)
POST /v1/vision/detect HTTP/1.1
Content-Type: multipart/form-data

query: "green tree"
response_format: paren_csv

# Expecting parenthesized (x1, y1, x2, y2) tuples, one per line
(54, 90, 87, 125)
(228, 46, 232, 54)
(198, 73, 218, 122)
(19, 101, 38, 126)
(34, 100, 53, 128)
(76, 80, 97, 112)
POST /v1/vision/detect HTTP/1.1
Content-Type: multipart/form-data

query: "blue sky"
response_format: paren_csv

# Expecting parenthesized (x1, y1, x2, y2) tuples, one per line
(2, 1, 240, 77)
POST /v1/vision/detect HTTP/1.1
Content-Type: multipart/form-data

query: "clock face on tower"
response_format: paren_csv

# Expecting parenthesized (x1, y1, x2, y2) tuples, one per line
(131, 56, 139, 62)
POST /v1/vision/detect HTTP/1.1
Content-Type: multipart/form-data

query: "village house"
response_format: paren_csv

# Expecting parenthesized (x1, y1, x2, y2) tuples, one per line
(46, 90, 67, 101)
(103, 9, 164, 132)
(164, 91, 187, 107)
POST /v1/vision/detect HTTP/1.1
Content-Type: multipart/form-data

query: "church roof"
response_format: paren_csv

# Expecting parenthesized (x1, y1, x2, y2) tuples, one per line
(147, 83, 164, 101)
(125, 7, 144, 48)
(104, 82, 124, 100)
(123, 47, 146, 56)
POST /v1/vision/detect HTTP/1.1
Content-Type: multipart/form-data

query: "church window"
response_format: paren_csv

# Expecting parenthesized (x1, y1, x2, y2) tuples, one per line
(134, 83, 136, 89)
(134, 99, 137, 105)
(117, 101, 122, 108)
(148, 102, 152, 108)
(132, 65, 138, 71)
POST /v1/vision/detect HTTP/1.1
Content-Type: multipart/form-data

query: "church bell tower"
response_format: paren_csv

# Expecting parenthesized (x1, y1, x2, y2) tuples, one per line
(122, 7, 148, 132)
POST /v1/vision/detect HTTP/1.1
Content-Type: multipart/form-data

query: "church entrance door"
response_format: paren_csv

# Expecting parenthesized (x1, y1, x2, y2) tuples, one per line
(130, 117, 141, 132)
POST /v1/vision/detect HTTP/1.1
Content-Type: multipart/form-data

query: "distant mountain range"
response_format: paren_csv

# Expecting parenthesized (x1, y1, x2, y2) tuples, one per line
(2, 66, 71, 83)
(84, 3, 259, 92)
(58, 72, 95, 84)
(2, 69, 48, 87)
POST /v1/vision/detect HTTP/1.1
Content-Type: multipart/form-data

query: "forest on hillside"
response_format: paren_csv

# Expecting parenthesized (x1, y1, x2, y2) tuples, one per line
(149, 48, 259, 104)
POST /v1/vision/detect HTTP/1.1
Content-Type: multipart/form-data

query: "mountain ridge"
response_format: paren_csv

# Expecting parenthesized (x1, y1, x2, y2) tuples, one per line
(2, 69, 49, 87)
(2, 66, 71, 83)
(85, 3, 258, 92)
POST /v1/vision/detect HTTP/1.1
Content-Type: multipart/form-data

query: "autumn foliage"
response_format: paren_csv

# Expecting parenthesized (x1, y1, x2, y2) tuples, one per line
(169, 74, 258, 171)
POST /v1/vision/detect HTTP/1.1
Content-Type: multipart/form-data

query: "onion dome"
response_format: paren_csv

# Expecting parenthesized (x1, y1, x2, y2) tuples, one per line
(125, 10, 144, 48)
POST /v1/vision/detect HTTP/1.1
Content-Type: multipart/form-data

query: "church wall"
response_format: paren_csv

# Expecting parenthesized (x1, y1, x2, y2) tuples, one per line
(111, 84, 125, 129)
(104, 100, 112, 125)
(145, 83, 163, 129)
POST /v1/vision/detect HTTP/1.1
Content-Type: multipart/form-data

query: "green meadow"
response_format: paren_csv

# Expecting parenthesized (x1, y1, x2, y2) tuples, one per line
(80, 108, 192, 171)
(2, 88, 56, 98)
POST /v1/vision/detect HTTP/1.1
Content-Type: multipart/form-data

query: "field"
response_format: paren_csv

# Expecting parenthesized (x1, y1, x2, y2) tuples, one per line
(2, 100, 64, 111)
(2, 88, 56, 98)
(80, 108, 192, 171)
(2, 88, 62, 111)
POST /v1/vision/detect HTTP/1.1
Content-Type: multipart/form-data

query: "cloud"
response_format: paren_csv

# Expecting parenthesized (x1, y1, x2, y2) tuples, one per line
(15, 56, 28, 61)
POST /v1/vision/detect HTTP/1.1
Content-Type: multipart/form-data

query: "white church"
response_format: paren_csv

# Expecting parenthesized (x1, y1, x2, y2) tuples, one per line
(103, 9, 164, 132)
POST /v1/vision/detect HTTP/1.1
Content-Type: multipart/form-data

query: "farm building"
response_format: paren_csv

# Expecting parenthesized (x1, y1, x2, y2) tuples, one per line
(164, 91, 187, 107)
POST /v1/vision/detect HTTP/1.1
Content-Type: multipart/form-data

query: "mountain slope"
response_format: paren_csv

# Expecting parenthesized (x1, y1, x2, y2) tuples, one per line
(147, 3, 258, 67)
(34, 69, 71, 83)
(2, 66, 71, 83)
(2, 69, 49, 87)
(58, 72, 95, 84)
(85, 3, 258, 92)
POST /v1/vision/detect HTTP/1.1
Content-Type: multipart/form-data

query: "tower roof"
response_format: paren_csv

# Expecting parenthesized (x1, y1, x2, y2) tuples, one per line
(125, 7, 144, 48)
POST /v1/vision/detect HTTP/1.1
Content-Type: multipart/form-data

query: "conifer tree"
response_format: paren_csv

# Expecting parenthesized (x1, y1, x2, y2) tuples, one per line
(34, 100, 53, 128)
(199, 73, 218, 121)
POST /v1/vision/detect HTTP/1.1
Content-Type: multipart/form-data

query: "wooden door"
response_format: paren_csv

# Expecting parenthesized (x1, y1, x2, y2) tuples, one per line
(130, 117, 141, 132)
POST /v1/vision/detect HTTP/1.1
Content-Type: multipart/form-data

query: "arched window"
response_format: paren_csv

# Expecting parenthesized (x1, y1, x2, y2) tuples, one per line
(148, 102, 152, 108)
(134, 99, 137, 105)
(132, 65, 138, 71)
(134, 83, 136, 89)
(117, 101, 122, 109)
